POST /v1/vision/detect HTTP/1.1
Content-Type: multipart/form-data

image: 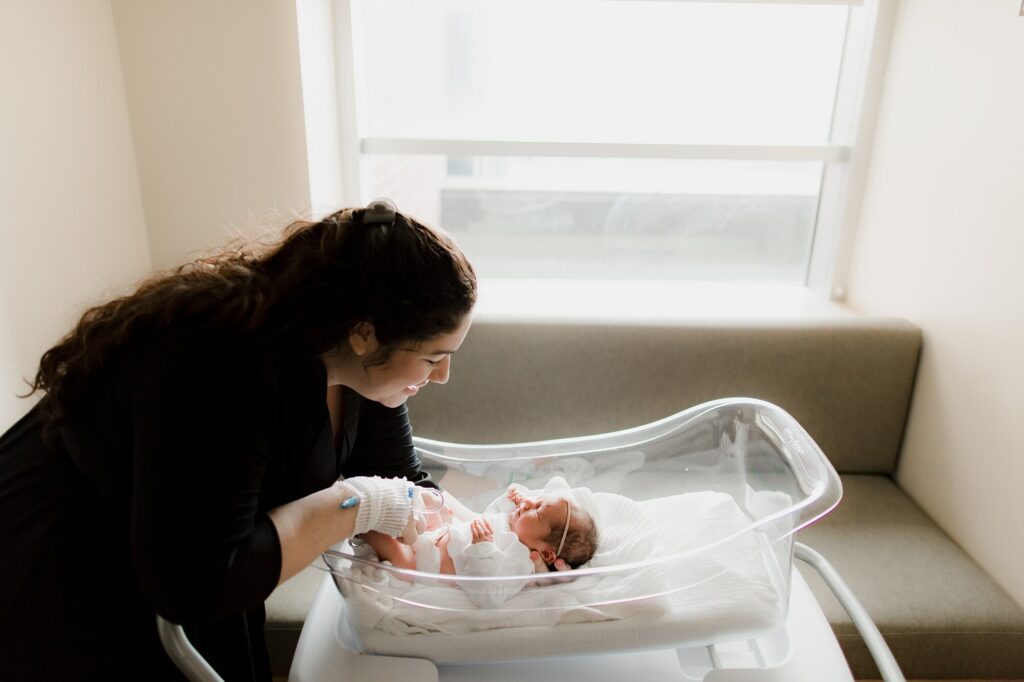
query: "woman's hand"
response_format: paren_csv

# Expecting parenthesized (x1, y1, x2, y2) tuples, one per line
(335, 476, 414, 537)
(470, 517, 493, 544)
(269, 476, 413, 586)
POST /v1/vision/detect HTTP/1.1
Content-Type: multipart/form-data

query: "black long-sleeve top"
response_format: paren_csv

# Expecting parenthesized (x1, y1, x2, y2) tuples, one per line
(0, 325, 431, 680)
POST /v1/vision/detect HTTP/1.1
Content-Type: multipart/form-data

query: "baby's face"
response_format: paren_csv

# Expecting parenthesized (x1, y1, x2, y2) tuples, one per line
(508, 492, 569, 553)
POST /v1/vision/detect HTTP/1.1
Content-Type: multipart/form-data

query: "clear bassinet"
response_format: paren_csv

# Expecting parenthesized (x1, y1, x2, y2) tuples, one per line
(318, 397, 840, 660)
(160, 398, 904, 681)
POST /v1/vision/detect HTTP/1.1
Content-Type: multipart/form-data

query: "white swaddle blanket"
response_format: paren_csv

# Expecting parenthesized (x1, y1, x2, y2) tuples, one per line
(411, 507, 534, 609)
(336, 478, 786, 639)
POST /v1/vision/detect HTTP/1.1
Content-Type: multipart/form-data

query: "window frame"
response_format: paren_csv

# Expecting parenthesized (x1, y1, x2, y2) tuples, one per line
(302, 0, 895, 301)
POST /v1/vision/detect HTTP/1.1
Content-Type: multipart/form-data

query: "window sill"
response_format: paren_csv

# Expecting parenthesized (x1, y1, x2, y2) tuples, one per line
(472, 279, 857, 325)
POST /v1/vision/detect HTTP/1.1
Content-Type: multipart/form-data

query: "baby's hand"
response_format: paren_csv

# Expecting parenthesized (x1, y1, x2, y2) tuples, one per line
(505, 484, 525, 506)
(470, 518, 493, 544)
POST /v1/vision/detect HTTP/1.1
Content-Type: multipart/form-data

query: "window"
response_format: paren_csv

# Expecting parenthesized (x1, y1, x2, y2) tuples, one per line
(312, 0, 892, 295)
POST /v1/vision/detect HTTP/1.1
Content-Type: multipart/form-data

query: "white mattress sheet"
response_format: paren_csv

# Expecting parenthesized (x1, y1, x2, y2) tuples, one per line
(340, 491, 787, 662)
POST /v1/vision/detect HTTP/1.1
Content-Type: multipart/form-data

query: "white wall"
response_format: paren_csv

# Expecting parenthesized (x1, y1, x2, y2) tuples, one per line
(0, 0, 151, 429)
(110, 0, 312, 269)
(846, 0, 1024, 606)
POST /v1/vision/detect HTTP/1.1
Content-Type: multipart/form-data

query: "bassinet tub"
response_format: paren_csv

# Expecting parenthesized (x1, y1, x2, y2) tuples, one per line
(159, 398, 904, 681)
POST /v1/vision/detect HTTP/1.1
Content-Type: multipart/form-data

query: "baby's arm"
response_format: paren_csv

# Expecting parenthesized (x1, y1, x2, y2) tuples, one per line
(457, 517, 533, 608)
(469, 518, 493, 543)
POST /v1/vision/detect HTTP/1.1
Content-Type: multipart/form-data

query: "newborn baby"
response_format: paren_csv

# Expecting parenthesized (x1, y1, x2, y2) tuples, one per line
(360, 477, 598, 608)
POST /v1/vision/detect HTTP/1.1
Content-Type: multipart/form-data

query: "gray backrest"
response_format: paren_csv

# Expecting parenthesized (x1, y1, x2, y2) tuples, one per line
(408, 318, 921, 474)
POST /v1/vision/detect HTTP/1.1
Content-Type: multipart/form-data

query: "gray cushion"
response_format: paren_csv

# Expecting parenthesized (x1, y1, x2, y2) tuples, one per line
(409, 319, 921, 474)
(799, 475, 1024, 679)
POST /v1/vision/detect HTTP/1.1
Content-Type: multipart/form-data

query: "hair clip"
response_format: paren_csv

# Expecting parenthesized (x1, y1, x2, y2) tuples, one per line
(364, 198, 397, 226)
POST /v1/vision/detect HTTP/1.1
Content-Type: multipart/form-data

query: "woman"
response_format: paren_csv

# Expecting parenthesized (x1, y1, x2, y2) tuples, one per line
(0, 201, 476, 680)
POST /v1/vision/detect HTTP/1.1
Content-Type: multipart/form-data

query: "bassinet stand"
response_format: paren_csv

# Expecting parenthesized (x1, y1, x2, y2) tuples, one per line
(157, 542, 905, 682)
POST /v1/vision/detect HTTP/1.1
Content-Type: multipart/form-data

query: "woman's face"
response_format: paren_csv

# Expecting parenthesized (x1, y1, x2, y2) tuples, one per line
(347, 314, 472, 408)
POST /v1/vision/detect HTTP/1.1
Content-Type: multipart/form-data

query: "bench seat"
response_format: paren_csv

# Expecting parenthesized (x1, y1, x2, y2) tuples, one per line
(800, 475, 1024, 679)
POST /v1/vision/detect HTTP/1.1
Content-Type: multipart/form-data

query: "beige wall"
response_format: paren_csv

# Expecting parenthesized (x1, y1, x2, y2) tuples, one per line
(110, 0, 312, 269)
(0, 0, 315, 429)
(0, 0, 151, 429)
(846, 0, 1024, 606)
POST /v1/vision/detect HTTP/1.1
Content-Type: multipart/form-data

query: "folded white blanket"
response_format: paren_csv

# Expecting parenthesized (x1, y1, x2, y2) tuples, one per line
(642, 491, 785, 632)
(337, 479, 786, 639)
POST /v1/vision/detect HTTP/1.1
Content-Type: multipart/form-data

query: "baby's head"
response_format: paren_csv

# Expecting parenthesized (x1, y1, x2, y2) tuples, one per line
(509, 490, 598, 569)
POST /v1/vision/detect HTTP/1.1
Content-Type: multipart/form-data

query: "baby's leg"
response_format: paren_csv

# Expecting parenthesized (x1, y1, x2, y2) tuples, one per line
(360, 531, 416, 570)
(363, 528, 457, 576)
(423, 511, 446, 532)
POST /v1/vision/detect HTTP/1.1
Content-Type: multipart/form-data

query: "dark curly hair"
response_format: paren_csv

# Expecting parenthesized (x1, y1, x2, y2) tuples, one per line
(27, 207, 476, 430)
(545, 502, 599, 569)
